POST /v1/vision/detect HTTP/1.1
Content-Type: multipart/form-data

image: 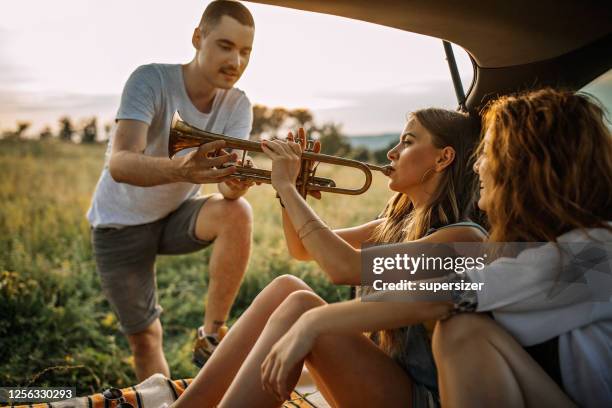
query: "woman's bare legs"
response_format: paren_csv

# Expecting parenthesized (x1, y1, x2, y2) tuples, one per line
(432, 313, 576, 408)
(303, 331, 414, 407)
(219, 290, 324, 407)
(220, 291, 414, 408)
(173, 274, 312, 408)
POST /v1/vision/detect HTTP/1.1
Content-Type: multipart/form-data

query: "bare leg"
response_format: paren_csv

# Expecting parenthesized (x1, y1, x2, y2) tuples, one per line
(432, 313, 576, 408)
(219, 290, 326, 408)
(195, 194, 252, 334)
(303, 332, 414, 406)
(303, 362, 336, 406)
(219, 292, 415, 408)
(173, 275, 312, 407)
(127, 319, 170, 381)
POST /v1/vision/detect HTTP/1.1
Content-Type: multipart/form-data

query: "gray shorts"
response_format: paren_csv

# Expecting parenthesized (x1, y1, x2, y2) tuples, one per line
(91, 196, 213, 335)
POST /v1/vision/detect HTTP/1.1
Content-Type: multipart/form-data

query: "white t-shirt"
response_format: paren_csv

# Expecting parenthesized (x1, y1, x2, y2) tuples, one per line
(466, 225, 612, 407)
(86, 63, 252, 227)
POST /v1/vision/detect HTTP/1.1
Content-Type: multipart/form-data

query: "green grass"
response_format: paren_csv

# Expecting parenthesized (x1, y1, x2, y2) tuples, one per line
(0, 139, 390, 394)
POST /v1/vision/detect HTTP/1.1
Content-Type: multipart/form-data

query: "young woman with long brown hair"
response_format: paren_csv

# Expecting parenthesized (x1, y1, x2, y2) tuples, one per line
(173, 108, 485, 407)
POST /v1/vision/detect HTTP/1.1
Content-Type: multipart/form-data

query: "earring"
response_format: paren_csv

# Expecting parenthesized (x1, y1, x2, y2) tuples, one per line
(420, 167, 435, 195)
(420, 167, 434, 184)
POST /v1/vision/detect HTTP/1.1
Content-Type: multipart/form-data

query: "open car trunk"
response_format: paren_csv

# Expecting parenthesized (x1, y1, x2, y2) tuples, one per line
(245, 0, 612, 110)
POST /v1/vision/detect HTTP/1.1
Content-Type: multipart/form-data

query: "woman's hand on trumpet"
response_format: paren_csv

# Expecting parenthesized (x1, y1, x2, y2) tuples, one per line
(261, 136, 302, 191)
(261, 128, 322, 199)
(289, 129, 322, 199)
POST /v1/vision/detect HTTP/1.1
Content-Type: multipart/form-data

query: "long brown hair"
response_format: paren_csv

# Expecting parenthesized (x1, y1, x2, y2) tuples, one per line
(479, 88, 612, 242)
(368, 108, 481, 355)
(371, 108, 481, 243)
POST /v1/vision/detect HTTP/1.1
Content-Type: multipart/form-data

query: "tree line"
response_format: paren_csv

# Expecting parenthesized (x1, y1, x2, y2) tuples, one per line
(1, 117, 111, 144)
(251, 105, 391, 163)
(1, 105, 393, 163)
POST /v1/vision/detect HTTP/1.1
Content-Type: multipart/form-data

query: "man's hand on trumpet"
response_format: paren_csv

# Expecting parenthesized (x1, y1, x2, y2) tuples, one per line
(220, 154, 258, 198)
(261, 128, 322, 200)
(219, 150, 261, 200)
(177, 140, 238, 184)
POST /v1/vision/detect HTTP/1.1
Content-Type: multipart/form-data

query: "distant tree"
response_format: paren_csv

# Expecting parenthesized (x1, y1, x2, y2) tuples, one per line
(39, 126, 53, 140)
(15, 121, 30, 139)
(250, 105, 296, 140)
(267, 107, 288, 138)
(81, 117, 98, 144)
(290, 108, 313, 128)
(103, 122, 113, 141)
(314, 122, 351, 157)
(251, 104, 268, 139)
(373, 140, 397, 164)
(350, 146, 373, 162)
(58, 116, 75, 142)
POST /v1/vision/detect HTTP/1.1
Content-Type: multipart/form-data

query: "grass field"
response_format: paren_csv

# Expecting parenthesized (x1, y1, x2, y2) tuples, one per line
(0, 139, 391, 393)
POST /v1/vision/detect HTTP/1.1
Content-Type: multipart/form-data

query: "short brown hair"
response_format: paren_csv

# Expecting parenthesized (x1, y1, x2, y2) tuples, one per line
(199, 1, 255, 36)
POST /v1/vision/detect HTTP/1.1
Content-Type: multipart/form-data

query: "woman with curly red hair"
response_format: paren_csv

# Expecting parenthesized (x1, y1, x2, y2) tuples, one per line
(433, 88, 612, 407)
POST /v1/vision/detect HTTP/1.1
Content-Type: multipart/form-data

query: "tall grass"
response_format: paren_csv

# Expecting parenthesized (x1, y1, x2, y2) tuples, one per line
(0, 139, 390, 393)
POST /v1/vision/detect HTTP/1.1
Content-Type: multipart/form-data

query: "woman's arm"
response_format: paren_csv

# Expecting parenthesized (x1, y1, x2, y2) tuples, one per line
(304, 297, 453, 336)
(282, 210, 383, 261)
(263, 138, 486, 285)
(260, 297, 454, 399)
(263, 138, 369, 284)
(277, 183, 363, 284)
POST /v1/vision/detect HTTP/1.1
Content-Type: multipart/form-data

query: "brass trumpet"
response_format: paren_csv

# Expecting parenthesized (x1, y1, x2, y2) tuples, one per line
(168, 112, 392, 196)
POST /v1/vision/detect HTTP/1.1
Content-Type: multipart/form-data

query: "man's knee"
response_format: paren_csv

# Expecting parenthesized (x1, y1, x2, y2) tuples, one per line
(127, 320, 163, 356)
(205, 194, 252, 225)
(268, 290, 325, 325)
(196, 194, 253, 240)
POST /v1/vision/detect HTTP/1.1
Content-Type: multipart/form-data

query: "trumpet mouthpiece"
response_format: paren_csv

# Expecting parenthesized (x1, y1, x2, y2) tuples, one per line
(380, 165, 393, 176)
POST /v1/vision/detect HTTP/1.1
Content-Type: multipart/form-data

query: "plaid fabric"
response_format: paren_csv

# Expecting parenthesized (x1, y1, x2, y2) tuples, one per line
(2, 374, 327, 408)
(2, 375, 190, 408)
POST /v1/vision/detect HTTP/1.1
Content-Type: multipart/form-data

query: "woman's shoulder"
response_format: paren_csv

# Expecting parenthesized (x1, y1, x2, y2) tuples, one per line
(425, 220, 489, 241)
(421, 222, 487, 243)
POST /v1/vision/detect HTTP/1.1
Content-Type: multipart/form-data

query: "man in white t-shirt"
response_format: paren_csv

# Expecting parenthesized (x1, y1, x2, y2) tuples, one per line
(87, 0, 256, 380)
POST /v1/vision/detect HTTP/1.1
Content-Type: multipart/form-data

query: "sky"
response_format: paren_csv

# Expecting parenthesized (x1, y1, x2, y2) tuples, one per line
(0, 0, 473, 137)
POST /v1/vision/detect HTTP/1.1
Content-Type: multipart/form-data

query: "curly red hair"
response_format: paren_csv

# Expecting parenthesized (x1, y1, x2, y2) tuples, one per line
(479, 88, 612, 242)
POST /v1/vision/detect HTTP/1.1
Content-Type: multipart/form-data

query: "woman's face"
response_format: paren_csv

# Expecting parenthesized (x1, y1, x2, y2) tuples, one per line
(473, 128, 494, 212)
(386, 118, 443, 196)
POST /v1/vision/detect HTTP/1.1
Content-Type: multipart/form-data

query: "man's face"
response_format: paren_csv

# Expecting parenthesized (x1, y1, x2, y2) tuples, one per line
(193, 15, 254, 89)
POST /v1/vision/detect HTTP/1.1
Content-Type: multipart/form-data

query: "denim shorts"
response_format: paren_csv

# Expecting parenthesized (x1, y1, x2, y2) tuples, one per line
(91, 196, 213, 334)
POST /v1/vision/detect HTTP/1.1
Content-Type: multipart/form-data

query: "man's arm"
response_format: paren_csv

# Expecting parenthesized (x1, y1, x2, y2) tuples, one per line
(108, 119, 238, 187)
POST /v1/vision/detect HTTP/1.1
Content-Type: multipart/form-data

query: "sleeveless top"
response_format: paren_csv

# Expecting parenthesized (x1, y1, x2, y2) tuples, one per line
(374, 221, 488, 398)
